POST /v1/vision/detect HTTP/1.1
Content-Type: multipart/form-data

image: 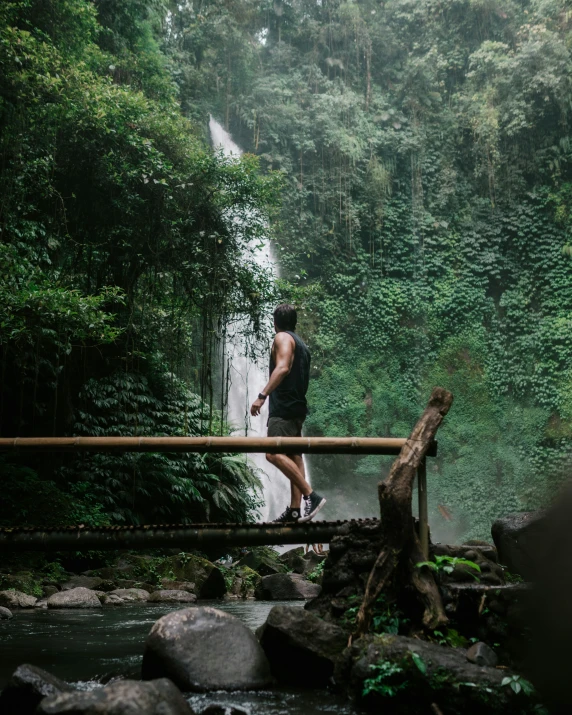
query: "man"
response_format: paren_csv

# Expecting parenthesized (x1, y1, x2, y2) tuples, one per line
(250, 304, 326, 523)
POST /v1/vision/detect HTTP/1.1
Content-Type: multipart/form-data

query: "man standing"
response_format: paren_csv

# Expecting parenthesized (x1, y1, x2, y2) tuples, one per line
(250, 304, 326, 523)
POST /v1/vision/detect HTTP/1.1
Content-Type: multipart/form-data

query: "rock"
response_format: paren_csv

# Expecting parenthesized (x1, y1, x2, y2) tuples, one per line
(278, 547, 309, 574)
(34, 599, 49, 609)
(257, 605, 347, 685)
(61, 575, 115, 592)
(160, 579, 196, 593)
(466, 641, 498, 667)
(114, 579, 156, 592)
(337, 634, 520, 712)
(142, 606, 272, 691)
(0, 663, 74, 715)
(109, 588, 150, 602)
(0, 605, 13, 619)
(47, 587, 102, 609)
(101, 594, 125, 606)
(257, 573, 321, 600)
(0, 590, 37, 608)
(43, 585, 59, 598)
(36, 678, 193, 714)
(148, 590, 197, 604)
(199, 705, 247, 715)
(98, 554, 225, 598)
(238, 548, 287, 576)
(491, 510, 546, 579)
(225, 567, 261, 599)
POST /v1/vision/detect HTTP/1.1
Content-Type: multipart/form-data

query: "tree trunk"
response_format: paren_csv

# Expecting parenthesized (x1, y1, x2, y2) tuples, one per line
(354, 387, 453, 637)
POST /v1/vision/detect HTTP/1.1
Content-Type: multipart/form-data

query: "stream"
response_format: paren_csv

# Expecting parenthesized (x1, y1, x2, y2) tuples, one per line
(0, 600, 359, 714)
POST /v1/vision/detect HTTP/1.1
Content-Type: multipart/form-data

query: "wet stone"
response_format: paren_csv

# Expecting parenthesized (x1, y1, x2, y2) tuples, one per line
(466, 641, 498, 667)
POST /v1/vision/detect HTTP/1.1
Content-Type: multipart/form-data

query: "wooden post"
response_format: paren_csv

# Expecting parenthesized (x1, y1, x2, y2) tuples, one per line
(354, 387, 453, 636)
(418, 457, 428, 559)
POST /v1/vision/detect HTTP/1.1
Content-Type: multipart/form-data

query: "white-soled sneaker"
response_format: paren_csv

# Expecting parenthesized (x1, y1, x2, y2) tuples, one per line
(272, 506, 301, 523)
(299, 492, 326, 523)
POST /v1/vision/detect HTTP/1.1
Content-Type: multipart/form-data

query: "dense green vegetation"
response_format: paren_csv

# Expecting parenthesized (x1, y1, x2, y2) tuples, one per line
(0, 0, 278, 527)
(164, 0, 572, 539)
(2, 0, 572, 541)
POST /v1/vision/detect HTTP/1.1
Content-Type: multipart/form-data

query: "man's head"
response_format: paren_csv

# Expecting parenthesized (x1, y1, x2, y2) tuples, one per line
(273, 303, 297, 332)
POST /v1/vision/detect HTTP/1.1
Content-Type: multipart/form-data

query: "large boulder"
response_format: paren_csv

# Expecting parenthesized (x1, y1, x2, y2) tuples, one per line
(257, 573, 321, 600)
(0, 664, 74, 715)
(36, 678, 194, 715)
(108, 588, 150, 602)
(337, 634, 524, 713)
(47, 587, 101, 609)
(148, 590, 197, 604)
(0, 605, 13, 619)
(142, 606, 272, 691)
(61, 575, 116, 592)
(491, 511, 546, 579)
(0, 590, 37, 608)
(257, 605, 347, 685)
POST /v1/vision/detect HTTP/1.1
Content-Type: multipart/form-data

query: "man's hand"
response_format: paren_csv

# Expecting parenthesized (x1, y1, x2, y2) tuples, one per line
(250, 397, 265, 417)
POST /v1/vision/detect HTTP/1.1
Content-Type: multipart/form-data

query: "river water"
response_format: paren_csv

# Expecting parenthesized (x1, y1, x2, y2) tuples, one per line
(0, 600, 358, 714)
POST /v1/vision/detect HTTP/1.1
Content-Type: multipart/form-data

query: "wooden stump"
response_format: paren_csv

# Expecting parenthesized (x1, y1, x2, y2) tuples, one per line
(354, 387, 453, 637)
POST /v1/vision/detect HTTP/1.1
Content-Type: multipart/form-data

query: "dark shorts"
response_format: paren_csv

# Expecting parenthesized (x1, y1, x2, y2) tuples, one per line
(267, 416, 305, 438)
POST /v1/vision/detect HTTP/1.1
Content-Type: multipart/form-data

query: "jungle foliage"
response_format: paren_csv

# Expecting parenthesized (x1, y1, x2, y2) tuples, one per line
(164, 0, 572, 539)
(0, 0, 279, 527)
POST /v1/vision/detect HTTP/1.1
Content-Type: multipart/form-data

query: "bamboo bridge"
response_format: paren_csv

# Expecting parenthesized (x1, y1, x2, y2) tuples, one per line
(0, 436, 437, 555)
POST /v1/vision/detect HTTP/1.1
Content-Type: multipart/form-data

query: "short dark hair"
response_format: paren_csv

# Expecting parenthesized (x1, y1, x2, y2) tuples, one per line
(273, 303, 297, 331)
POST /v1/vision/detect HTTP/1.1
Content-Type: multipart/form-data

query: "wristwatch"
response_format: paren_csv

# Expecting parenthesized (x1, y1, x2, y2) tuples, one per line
(258, 393, 267, 401)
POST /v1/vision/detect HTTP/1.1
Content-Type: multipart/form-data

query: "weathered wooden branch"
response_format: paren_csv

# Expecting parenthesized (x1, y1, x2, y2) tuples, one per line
(354, 387, 453, 637)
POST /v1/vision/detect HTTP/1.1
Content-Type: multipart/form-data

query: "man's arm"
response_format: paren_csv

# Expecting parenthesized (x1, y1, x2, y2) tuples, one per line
(250, 332, 295, 416)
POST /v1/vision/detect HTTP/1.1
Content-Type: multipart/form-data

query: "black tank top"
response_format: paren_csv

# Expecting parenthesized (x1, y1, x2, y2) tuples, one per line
(269, 331, 311, 419)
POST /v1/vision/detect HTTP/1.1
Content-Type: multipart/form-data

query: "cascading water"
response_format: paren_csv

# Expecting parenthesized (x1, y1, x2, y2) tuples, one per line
(209, 117, 305, 524)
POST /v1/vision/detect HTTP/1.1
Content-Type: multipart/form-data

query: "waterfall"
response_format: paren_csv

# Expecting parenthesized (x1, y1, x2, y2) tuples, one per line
(209, 117, 300, 524)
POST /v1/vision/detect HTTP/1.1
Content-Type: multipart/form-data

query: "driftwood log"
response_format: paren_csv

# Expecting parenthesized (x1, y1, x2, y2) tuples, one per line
(354, 387, 454, 637)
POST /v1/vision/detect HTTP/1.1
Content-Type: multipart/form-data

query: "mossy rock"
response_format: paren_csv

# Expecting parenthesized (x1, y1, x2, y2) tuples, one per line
(0, 572, 43, 598)
(96, 554, 225, 598)
(228, 566, 262, 598)
(337, 634, 537, 714)
(238, 548, 288, 576)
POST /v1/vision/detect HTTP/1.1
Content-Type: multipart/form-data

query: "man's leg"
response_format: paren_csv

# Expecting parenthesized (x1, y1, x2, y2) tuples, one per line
(289, 454, 305, 508)
(266, 452, 311, 498)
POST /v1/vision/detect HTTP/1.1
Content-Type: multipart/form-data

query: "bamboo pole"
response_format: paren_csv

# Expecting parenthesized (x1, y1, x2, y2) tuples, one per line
(0, 520, 368, 552)
(0, 436, 437, 456)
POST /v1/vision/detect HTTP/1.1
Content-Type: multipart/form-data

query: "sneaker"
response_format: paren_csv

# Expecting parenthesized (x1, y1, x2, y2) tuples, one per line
(299, 491, 326, 523)
(272, 506, 301, 523)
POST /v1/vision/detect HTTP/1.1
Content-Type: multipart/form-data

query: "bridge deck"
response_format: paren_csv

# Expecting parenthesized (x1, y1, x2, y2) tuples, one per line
(0, 519, 380, 552)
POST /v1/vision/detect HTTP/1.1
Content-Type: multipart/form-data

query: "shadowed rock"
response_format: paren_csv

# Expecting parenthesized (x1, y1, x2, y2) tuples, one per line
(257, 605, 347, 685)
(0, 664, 74, 715)
(0, 605, 13, 619)
(61, 576, 115, 592)
(491, 511, 546, 579)
(142, 607, 271, 691)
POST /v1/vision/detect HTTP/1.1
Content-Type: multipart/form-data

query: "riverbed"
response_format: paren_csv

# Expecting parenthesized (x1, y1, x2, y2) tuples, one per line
(0, 600, 359, 714)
